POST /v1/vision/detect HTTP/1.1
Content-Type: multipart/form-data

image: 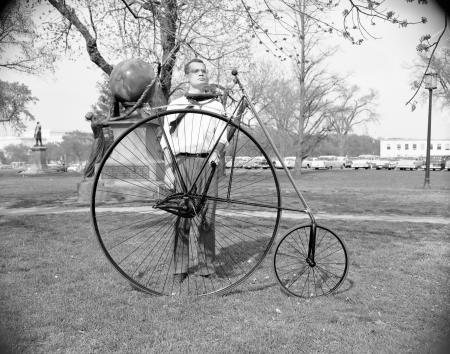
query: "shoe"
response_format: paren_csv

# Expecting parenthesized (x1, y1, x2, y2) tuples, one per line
(172, 272, 188, 284)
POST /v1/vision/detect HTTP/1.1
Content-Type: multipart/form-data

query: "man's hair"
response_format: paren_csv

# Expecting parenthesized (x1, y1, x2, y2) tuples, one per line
(184, 58, 205, 74)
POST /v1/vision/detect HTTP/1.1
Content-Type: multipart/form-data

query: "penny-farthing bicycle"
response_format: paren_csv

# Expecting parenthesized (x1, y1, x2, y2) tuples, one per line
(91, 69, 349, 297)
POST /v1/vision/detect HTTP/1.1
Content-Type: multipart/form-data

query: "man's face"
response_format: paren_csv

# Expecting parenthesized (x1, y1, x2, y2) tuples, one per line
(187, 62, 208, 91)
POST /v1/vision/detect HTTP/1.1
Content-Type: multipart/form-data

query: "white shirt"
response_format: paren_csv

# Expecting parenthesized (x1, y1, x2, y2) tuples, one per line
(161, 96, 228, 154)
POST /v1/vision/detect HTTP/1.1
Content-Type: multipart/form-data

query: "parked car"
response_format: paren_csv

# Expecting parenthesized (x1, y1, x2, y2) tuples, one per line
(347, 157, 360, 168)
(445, 158, 450, 171)
(225, 156, 251, 168)
(243, 156, 258, 169)
(242, 156, 270, 169)
(344, 157, 353, 168)
(67, 163, 85, 172)
(386, 158, 398, 170)
(273, 156, 296, 169)
(311, 156, 343, 170)
(396, 157, 424, 170)
(428, 156, 446, 171)
(311, 156, 329, 170)
(284, 156, 296, 169)
(375, 158, 397, 170)
(419, 156, 447, 171)
(336, 156, 351, 169)
(352, 155, 378, 170)
(301, 157, 317, 169)
(350, 157, 369, 170)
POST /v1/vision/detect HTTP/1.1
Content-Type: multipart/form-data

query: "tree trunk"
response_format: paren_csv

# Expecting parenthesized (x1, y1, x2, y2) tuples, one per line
(47, 0, 113, 75)
(337, 133, 347, 156)
(158, 0, 180, 100)
(294, 0, 306, 176)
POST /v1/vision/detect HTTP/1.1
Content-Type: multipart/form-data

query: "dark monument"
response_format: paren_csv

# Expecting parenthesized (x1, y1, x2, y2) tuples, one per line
(34, 121, 43, 146)
(22, 122, 49, 174)
(78, 58, 166, 202)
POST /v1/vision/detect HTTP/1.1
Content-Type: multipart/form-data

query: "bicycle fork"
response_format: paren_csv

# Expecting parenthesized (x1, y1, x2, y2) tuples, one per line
(306, 222, 317, 267)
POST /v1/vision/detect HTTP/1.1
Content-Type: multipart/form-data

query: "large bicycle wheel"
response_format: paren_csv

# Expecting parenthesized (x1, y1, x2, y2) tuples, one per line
(91, 109, 281, 296)
(273, 224, 349, 298)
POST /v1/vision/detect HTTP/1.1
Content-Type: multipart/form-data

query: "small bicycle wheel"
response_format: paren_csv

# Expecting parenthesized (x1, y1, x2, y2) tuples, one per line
(91, 109, 281, 296)
(273, 224, 349, 298)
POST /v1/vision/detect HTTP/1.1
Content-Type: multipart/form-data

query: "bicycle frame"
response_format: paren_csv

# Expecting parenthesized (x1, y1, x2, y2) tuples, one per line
(92, 67, 349, 296)
(107, 70, 320, 265)
(230, 72, 318, 264)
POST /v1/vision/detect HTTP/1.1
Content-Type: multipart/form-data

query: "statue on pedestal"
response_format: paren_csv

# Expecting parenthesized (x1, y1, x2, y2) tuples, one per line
(78, 58, 166, 202)
(83, 112, 107, 178)
(34, 121, 43, 146)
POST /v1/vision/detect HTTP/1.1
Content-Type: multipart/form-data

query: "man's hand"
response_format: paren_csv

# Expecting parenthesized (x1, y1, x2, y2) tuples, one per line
(209, 142, 225, 166)
(209, 150, 220, 166)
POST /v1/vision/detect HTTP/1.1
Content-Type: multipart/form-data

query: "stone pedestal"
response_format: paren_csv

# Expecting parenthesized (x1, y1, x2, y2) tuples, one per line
(108, 116, 164, 175)
(23, 146, 49, 174)
(78, 111, 165, 203)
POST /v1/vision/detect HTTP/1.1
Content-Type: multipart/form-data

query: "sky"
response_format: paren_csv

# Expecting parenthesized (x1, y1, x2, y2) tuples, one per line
(322, 0, 450, 140)
(1, 0, 449, 140)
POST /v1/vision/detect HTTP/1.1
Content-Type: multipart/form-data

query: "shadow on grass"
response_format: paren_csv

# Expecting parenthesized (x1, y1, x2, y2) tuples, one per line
(224, 281, 280, 296)
(224, 277, 355, 298)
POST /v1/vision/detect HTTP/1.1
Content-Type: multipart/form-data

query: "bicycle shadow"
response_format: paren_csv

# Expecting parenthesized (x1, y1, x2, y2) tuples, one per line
(213, 238, 272, 278)
(224, 276, 355, 298)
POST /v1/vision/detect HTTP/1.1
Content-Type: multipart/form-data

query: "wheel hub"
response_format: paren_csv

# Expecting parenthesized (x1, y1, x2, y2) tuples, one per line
(306, 257, 316, 267)
(154, 193, 199, 218)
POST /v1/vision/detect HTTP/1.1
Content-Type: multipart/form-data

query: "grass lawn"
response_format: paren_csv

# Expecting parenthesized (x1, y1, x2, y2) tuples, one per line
(1, 169, 449, 353)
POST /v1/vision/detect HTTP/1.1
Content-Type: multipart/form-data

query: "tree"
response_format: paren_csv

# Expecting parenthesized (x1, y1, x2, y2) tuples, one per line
(241, 1, 345, 171)
(310, 133, 379, 156)
(407, 16, 449, 109)
(241, 0, 428, 53)
(0, 1, 55, 73)
(3, 143, 29, 162)
(328, 85, 378, 155)
(429, 47, 450, 105)
(0, 80, 38, 133)
(410, 44, 450, 108)
(91, 74, 113, 119)
(43, 0, 252, 100)
(60, 131, 93, 163)
(241, 0, 434, 112)
(256, 74, 339, 160)
(45, 142, 65, 163)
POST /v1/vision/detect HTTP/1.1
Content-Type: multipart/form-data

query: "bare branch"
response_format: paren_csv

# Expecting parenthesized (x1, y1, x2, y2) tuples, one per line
(405, 15, 448, 107)
(47, 0, 113, 75)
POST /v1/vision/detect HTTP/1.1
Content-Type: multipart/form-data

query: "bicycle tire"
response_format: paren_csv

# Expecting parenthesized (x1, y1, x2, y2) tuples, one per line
(273, 224, 349, 298)
(91, 108, 281, 296)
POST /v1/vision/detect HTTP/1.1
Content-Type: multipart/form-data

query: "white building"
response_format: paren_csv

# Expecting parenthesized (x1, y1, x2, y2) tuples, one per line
(380, 138, 450, 158)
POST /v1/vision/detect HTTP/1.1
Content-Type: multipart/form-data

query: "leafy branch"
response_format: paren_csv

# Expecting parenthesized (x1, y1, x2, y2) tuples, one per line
(405, 14, 448, 110)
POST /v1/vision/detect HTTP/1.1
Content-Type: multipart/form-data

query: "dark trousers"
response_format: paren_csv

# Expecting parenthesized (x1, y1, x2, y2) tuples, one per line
(172, 156, 218, 275)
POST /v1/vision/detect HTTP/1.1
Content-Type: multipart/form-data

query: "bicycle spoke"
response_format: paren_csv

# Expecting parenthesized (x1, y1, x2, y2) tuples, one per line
(92, 109, 281, 296)
(274, 225, 348, 298)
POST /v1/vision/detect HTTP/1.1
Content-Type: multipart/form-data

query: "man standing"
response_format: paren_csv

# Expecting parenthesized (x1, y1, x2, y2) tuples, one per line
(161, 59, 227, 283)
(34, 121, 42, 146)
